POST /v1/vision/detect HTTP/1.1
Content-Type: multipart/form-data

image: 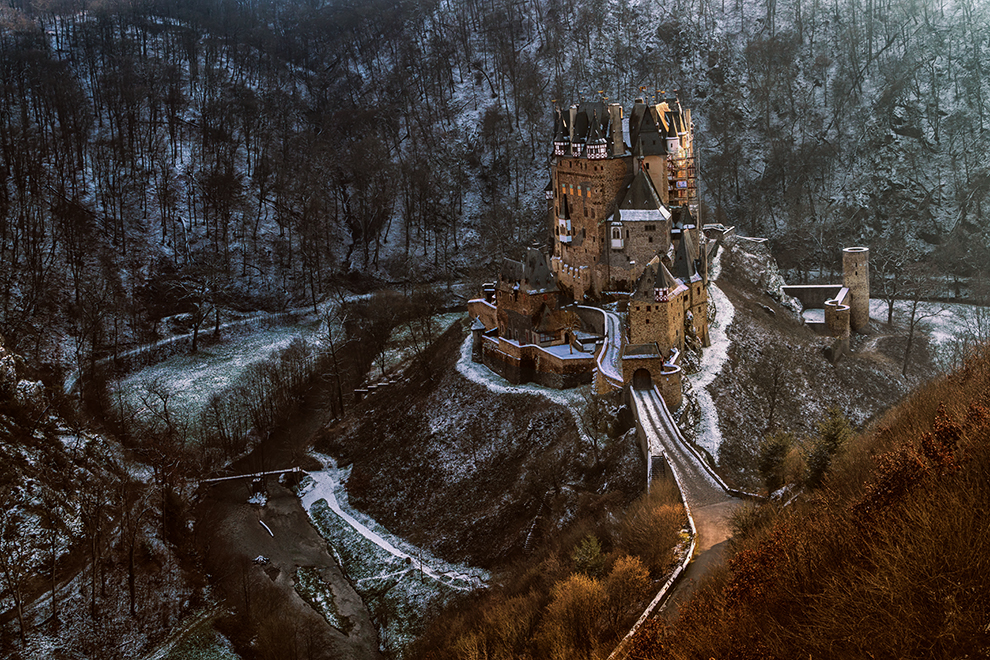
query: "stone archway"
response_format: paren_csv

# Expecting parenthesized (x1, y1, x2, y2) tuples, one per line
(633, 368, 652, 389)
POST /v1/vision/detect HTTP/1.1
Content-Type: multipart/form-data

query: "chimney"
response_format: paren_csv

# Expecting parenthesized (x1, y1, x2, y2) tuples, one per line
(609, 103, 623, 156)
(684, 108, 692, 152)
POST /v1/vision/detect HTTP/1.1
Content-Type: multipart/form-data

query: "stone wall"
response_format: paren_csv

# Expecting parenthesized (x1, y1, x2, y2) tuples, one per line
(687, 278, 710, 347)
(780, 284, 845, 309)
(552, 258, 592, 301)
(467, 299, 497, 330)
(622, 349, 683, 410)
(552, 155, 632, 301)
(824, 298, 851, 338)
(628, 286, 686, 353)
(552, 156, 631, 273)
(481, 336, 595, 389)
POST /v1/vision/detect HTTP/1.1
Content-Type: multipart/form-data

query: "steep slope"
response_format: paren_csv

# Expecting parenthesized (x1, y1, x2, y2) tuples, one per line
(696, 237, 924, 490)
(0, 336, 206, 658)
(628, 342, 990, 660)
(316, 321, 646, 568)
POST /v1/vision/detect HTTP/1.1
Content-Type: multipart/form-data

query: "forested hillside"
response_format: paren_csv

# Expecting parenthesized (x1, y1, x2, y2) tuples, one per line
(3, 0, 990, 374)
(627, 344, 990, 659)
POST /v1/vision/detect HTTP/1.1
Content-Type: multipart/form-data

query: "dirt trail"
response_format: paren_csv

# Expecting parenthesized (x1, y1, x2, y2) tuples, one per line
(659, 499, 743, 619)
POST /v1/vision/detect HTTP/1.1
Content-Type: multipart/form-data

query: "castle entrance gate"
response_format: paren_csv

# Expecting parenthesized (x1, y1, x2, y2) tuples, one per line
(633, 368, 652, 389)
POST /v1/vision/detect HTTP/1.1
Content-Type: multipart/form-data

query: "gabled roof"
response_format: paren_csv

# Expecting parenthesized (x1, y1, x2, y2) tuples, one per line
(499, 248, 557, 293)
(553, 107, 569, 142)
(563, 101, 610, 146)
(587, 110, 606, 145)
(613, 170, 672, 223)
(501, 257, 524, 283)
(522, 247, 554, 290)
(533, 303, 569, 332)
(629, 99, 668, 157)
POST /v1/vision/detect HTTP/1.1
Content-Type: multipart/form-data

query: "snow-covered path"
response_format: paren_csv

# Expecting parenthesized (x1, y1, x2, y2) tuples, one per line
(577, 305, 624, 385)
(299, 455, 485, 590)
(631, 386, 725, 508)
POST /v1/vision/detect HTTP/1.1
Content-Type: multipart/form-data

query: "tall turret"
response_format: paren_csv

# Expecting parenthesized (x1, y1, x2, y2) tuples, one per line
(843, 246, 870, 331)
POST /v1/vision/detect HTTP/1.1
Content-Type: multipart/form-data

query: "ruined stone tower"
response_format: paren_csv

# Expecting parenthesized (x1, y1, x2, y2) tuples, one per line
(843, 246, 870, 331)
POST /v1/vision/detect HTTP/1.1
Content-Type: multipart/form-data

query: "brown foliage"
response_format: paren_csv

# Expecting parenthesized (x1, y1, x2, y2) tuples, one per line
(629, 349, 990, 660)
(617, 479, 686, 576)
(407, 480, 687, 660)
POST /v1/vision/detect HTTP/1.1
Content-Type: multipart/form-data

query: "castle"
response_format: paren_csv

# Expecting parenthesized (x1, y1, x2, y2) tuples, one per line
(468, 96, 714, 403)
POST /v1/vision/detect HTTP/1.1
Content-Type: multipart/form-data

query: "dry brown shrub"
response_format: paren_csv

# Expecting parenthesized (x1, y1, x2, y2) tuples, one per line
(603, 554, 650, 636)
(617, 479, 685, 575)
(647, 351, 990, 660)
(479, 591, 542, 660)
(536, 572, 606, 660)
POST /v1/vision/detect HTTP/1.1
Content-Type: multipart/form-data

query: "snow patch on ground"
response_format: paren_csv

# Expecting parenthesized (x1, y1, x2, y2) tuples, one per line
(115, 319, 323, 426)
(299, 454, 488, 656)
(688, 253, 735, 459)
(299, 454, 485, 588)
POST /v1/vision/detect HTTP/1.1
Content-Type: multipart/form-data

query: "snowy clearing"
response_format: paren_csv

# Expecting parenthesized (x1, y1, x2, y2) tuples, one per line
(114, 319, 324, 424)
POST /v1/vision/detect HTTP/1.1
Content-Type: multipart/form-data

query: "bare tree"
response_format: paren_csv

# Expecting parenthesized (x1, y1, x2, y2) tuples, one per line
(748, 345, 793, 433)
(0, 502, 30, 643)
(872, 237, 922, 325)
(900, 262, 945, 377)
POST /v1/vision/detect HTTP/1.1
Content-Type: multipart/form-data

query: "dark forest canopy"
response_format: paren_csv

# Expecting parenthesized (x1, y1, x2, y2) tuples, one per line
(2, 0, 990, 368)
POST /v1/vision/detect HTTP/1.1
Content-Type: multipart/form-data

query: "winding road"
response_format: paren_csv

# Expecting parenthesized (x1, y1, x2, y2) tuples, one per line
(630, 383, 745, 616)
(577, 305, 624, 386)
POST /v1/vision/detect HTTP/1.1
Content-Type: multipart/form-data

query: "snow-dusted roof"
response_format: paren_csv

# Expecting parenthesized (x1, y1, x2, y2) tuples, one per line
(618, 208, 671, 223)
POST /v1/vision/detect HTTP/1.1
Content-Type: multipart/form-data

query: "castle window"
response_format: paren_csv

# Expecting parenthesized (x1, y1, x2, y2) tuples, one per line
(646, 306, 651, 311)
(539, 332, 554, 344)
(645, 224, 656, 232)
(649, 237, 653, 243)
(645, 318, 650, 323)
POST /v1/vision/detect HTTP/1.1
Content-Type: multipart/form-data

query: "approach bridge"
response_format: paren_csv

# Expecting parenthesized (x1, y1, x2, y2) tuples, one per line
(608, 382, 751, 659)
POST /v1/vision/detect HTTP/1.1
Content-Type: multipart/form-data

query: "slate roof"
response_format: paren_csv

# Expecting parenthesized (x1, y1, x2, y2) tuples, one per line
(631, 258, 681, 301)
(674, 228, 698, 281)
(500, 247, 558, 293)
(611, 169, 672, 223)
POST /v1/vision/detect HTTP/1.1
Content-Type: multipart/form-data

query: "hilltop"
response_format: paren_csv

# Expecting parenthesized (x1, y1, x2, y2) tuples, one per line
(316, 321, 646, 568)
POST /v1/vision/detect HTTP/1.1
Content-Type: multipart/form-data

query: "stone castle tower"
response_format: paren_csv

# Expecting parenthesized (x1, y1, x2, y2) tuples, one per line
(843, 247, 870, 331)
(548, 97, 698, 301)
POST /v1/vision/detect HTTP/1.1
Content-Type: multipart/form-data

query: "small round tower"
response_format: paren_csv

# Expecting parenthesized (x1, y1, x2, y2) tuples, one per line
(843, 247, 870, 331)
